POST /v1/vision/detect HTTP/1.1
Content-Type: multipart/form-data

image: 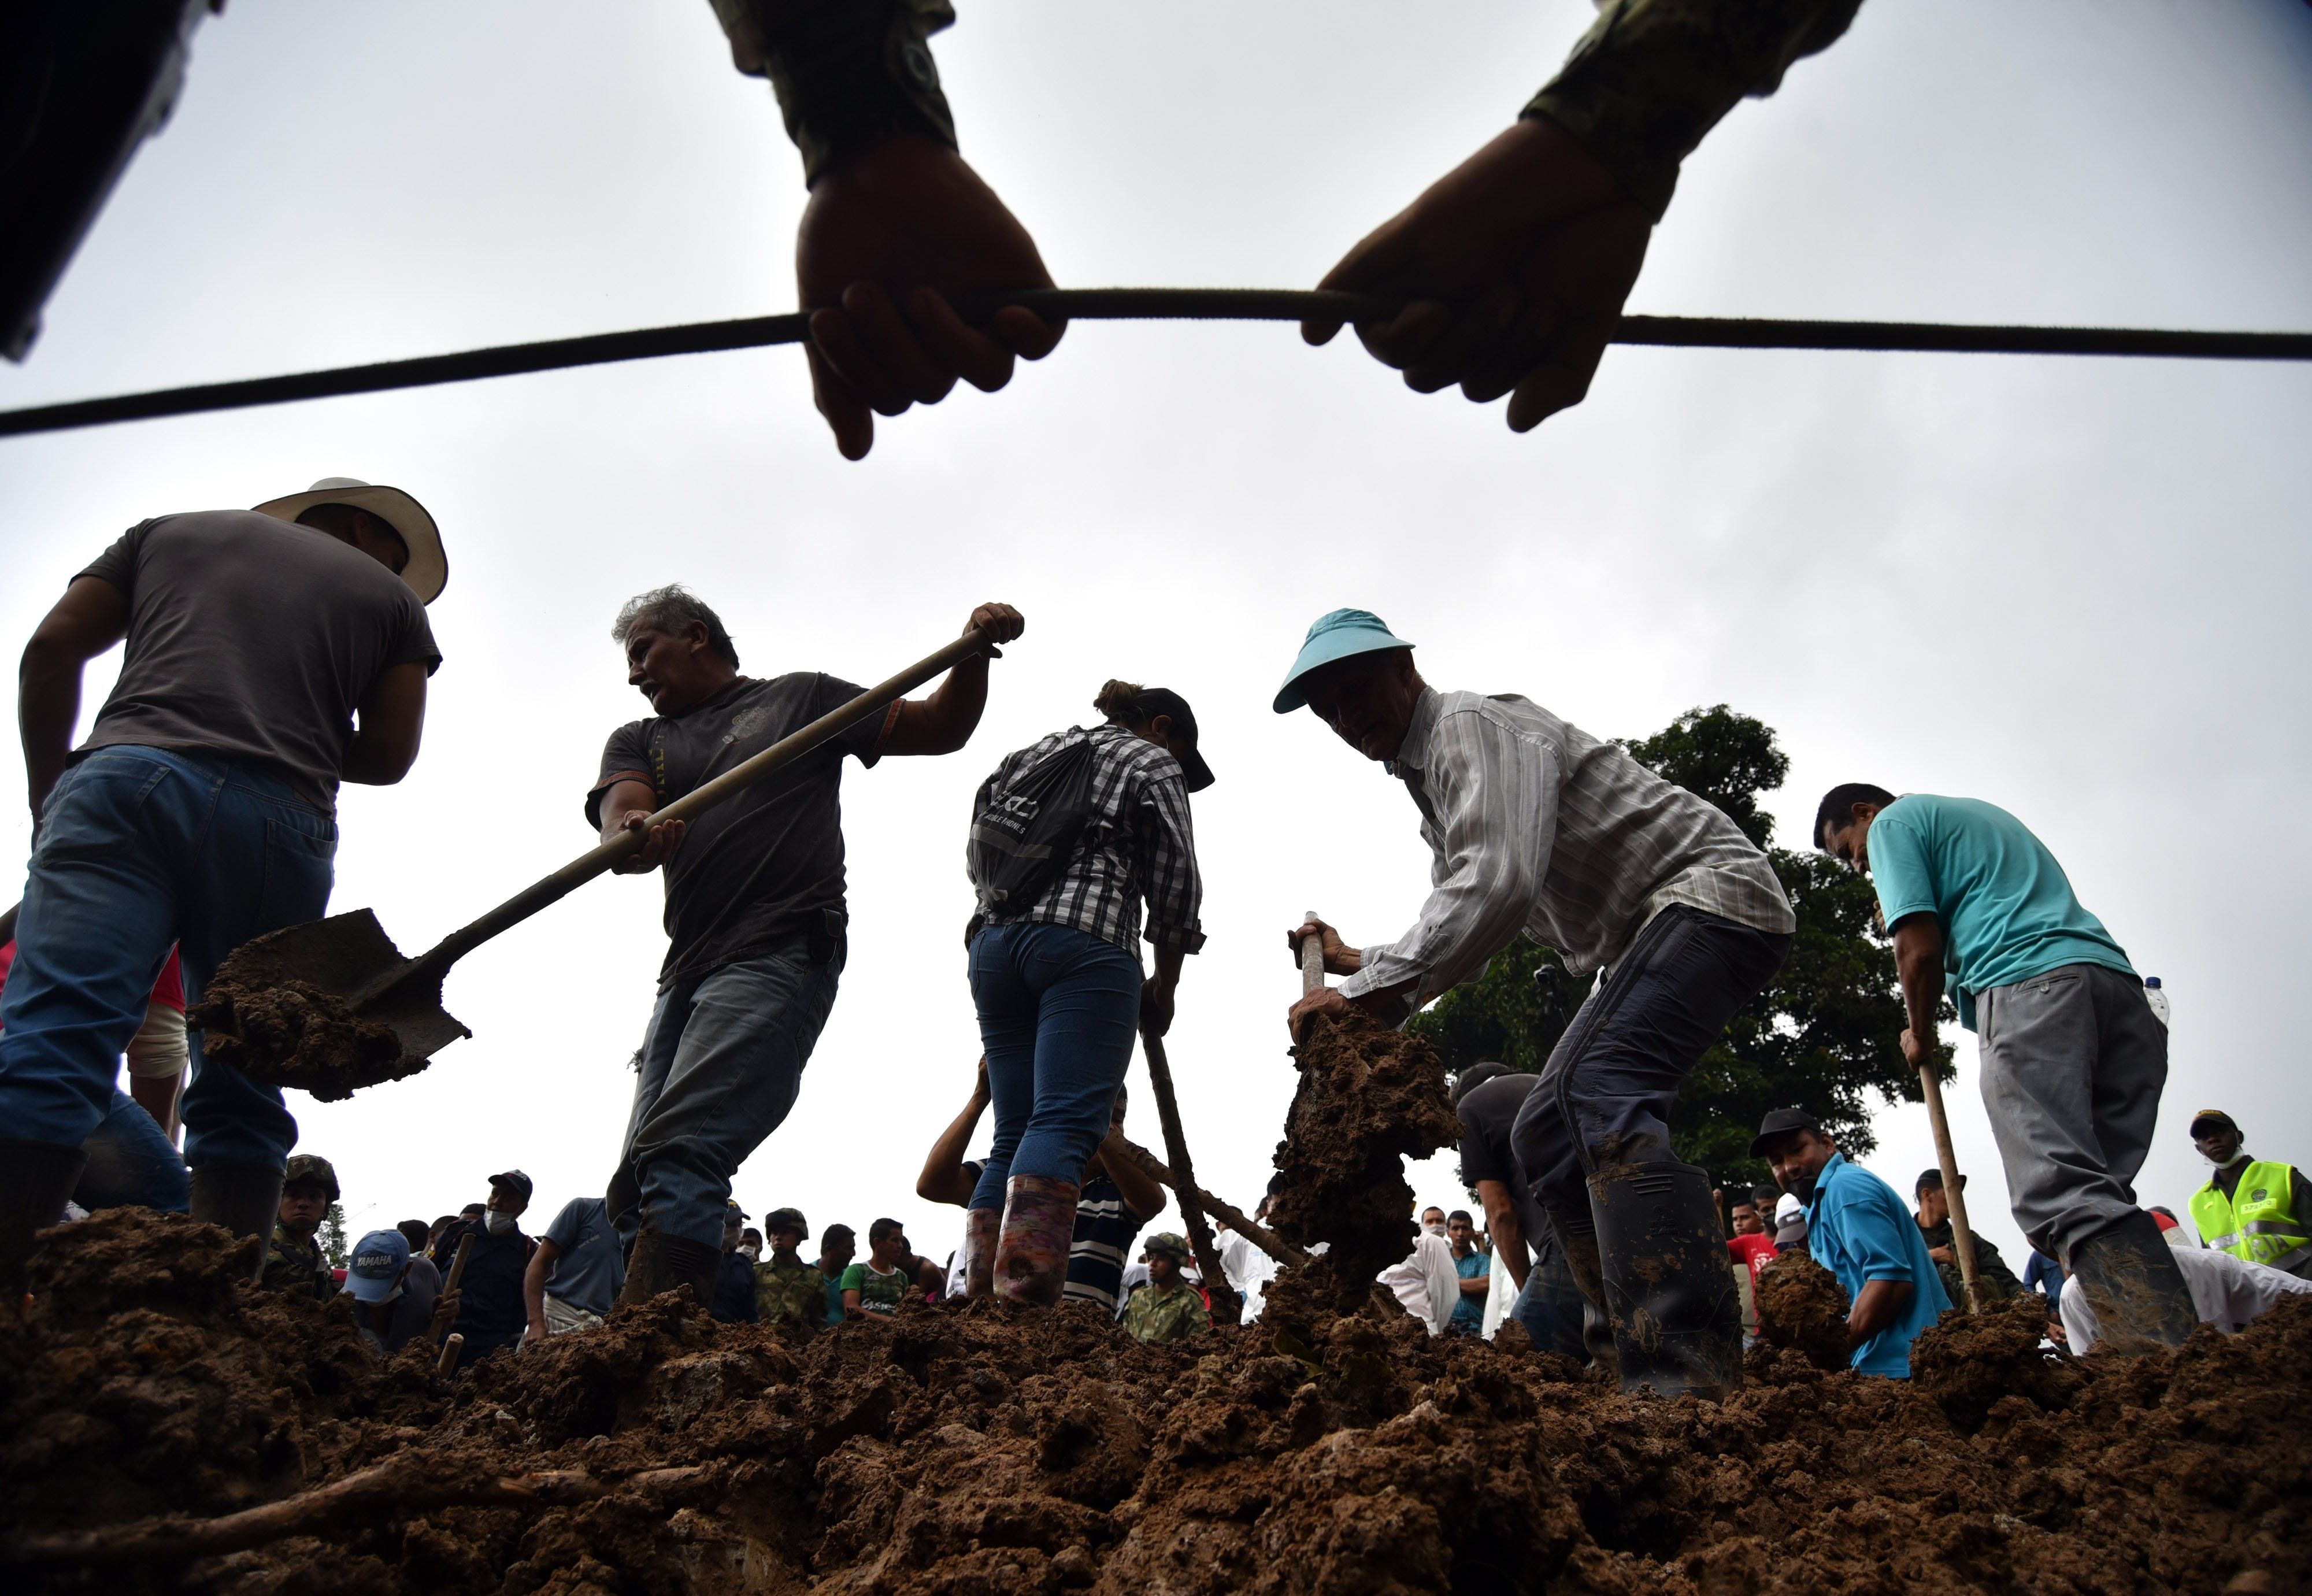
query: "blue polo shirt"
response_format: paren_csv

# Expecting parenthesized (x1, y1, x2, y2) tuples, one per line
(1804, 1152, 1951, 1377)
(1863, 795, 2132, 1031)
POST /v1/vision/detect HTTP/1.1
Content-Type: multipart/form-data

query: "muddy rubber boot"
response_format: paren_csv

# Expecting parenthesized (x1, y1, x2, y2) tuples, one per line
(1589, 1161, 1743, 1402)
(1553, 1220, 1621, 1379)
(0, 1140, 88, 1307)
(2068, 1210, 2199, 1354)
(620, 1216, 722, 1310)
(188, 1162, 286, 1280)
(960, 1206, 999, 1299)
(992, 1174, 1079, 1309)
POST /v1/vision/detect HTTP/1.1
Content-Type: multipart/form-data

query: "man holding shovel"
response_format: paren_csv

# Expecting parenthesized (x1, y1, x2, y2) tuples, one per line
(590, 586, 1022, 1306)
(1277, 609, 1794, 1401)
(0, 479, 444, 1301)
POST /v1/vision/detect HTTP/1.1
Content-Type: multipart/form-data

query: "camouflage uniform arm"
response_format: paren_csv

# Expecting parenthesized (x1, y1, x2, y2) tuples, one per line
(1526, 0, 1865, 220)
(706, 0, 959, 185)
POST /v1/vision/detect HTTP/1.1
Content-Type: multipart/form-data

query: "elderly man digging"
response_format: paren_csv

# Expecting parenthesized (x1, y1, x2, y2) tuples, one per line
(591, 586, 1022, 1307)
(0, 478, 444, 1301)
(1280, 610, 1793, 1399)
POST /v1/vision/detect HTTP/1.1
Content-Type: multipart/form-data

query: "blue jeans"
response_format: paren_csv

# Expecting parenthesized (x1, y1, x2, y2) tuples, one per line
(1511, 906, 1791, 1228)
(0, 747, 335, 1171)
(1511, 1241, 1588, 1358)
(76, 1090, 190, 1212)
(607, 938, 842, 1251)
(966, 921, 1142, 1210)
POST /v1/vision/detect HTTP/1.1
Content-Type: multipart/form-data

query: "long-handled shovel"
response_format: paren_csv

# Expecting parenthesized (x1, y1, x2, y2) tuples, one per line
(193, 626, 999, 1101)
(1918, 1058, 1985, 1312)
(1139, 1026, 1241, 1324)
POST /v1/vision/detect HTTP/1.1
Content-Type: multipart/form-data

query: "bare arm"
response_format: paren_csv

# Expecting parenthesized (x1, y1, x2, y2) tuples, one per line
(842, 1288, 863, 1319)
(1891, 912, 1946, 1066)
(598, 776, 687, 875)
(1847, 1277, 1914, 1348)
(523, 1237, 562, 1341)
(877, 602, 1024, 756)
(1475, 1179, 1531, 1291)
(338, 661, 429, 786)
(1100, 1127, 1168, 1224)
(914, 1060, 990, 1205)
(19, 576, 128, 820)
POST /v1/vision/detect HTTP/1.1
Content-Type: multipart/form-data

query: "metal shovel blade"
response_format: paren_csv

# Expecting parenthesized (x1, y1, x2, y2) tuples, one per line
(190, 908, 470, 1101)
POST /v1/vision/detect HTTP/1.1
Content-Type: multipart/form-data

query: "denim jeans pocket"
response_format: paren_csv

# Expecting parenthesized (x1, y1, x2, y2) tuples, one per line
(259, 816, 338, 927)
(31, 756, 172, 863)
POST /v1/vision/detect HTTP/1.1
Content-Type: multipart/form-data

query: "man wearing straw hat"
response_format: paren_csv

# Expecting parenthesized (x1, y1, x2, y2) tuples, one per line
(1276, 608, 1794, 1402)
(0, 477, 445, 1301)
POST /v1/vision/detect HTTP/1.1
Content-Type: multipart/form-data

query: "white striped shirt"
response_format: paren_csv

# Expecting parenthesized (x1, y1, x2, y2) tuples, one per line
(1339, 688, 1794, 1010)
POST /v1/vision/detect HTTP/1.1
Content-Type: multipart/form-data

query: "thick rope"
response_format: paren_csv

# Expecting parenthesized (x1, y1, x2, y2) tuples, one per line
(1, 287, 2305, 439)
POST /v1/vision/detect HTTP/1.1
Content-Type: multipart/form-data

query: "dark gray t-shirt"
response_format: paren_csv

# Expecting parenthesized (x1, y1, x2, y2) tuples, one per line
(76, 510, 441, 808)
(1457, 1073, 1555, 1264)
(541, 1196, 624, 1317)
(587, 673, 888, 987)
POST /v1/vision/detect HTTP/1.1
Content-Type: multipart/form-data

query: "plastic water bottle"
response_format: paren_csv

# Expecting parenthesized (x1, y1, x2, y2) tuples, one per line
(2143, 976, 2170, 1028)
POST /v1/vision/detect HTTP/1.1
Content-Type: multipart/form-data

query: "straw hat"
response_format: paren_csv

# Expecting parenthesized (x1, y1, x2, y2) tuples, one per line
(251, 476, 447, 603)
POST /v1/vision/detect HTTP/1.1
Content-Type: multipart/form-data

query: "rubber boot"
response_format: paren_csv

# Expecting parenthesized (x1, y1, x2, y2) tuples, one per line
(188, 1162, 286, 1281)
(0, 1140, 88, 1307)
(992, 1174, 1078, 1309)
(2068, 1210, 2199, 1354)
(620, 1214, 722, 1311)
(1589, 1161, 1743, 1401)
(960, 1206, 999, 1299)
(1553, 1220, 1621, 1379)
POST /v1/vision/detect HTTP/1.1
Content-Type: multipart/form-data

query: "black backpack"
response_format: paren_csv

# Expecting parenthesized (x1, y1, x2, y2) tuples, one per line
(969, 734, 1100, 922)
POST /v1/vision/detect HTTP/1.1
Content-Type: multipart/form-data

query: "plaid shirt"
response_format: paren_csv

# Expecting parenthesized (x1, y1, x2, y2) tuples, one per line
(1342, 688, 1793, 1009)
(969, 724, 1205, 957)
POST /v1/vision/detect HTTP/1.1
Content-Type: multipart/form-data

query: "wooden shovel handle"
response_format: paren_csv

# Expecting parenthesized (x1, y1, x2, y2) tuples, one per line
(1298, 908, 1325, 997)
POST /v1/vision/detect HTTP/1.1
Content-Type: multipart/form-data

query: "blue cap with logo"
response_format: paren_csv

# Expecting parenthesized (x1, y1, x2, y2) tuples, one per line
(1273, 609, 1417, 714)
(344, 1229, 411, 1303)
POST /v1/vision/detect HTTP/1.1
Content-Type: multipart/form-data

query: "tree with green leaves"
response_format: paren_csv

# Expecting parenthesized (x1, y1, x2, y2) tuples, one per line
(1408, 703, 1952, 1193)
(318, 1201, 350, 1269)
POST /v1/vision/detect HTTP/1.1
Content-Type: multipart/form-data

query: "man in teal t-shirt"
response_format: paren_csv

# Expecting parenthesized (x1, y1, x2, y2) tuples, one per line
(1814, 785, 2195, 1354)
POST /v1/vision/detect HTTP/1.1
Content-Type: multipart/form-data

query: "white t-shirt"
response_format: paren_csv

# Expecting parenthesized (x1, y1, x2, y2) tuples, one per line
(2060, 1243, 2312, 1353)
(1216, 1227, 1279, 1323)
(1378, 1230, 1461, 1336)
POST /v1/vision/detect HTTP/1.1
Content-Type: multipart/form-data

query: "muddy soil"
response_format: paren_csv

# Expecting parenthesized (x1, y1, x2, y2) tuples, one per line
(1752, 1251, 1852, 1371)
(189, 978, 416, 1102)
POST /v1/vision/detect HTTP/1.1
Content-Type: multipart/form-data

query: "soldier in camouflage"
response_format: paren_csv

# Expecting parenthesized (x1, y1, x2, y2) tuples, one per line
(261, 1153, 338, 1299)
(754, 1206, 826, 1336)
(1121, 1234, 1210, 1347)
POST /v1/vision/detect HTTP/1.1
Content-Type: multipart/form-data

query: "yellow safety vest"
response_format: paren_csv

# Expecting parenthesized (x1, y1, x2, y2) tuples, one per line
(2190, 1161, 2309, 1272)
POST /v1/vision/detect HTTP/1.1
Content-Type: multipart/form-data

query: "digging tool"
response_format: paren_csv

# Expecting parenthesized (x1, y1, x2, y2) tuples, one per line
(1298, 908, 1325, 997)
(433, 1332, 465, 1379)
(195, 626, 999, 1098)
(1140, 1026, 1241, 1324)
(1108, 1135, 1307, 1268)
(424, 1233, 475, 1350)
(1918, 1061, 1985, 1313)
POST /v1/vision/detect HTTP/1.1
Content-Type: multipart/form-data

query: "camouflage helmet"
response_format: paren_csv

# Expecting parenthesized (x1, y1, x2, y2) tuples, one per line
(283, 1154, 340, 1201)
(1143, 1232, 1191, 1264)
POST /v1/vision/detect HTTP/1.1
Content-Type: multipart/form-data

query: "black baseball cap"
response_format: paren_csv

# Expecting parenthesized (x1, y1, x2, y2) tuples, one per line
(1130, 687, 1214, 792)
(488, 1169, 533, 1201)
(1914, 1168, 1968, 1194)
(2188, 1109, 2238, 1138)
(1748, 1108, 1822, 1158)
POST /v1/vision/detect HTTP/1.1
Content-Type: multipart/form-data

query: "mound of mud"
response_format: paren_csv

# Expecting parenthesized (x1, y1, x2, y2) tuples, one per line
(8, 1206, 2311, 1595)
(1752, 1250, 1851, 1371)
(188, 978, 414, 1102)
(1265, 1010, 1461, 1323)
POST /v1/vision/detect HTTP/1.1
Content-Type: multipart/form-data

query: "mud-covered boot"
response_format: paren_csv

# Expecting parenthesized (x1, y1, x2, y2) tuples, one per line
(2068, 1210, 2199, 1354)
(1553, 1219, 1621, 1379)
(1, 1140, 88, 1307)
(188, 1162, 286, 1280)
(620, 1214, 721, 1310)
(992, 1174, 1078, 1309)
(1589, 1161, 1743, 1401)
(960, 1206, 999, 1299)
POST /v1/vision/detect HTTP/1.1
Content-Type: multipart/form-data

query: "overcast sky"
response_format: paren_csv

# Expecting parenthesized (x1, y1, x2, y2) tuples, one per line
(3, 1, 2309, 1280)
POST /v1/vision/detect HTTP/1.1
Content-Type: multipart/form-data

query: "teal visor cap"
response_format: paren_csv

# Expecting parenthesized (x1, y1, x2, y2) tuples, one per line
(1273, 609, 1417, 713)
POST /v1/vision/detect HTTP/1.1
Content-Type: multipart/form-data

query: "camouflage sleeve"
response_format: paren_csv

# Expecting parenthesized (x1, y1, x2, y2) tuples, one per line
(1525, 0, 1865, 220)
(706, 0, 959, 186)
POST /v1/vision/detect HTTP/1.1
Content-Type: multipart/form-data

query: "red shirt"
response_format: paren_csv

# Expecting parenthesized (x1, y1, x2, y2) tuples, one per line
(0, 942, 183, 1013)
(1728, 1232, 1779, 1287)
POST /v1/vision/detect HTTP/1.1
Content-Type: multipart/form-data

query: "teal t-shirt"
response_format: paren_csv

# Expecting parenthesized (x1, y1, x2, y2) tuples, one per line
(1865, 795, 2132, 1031)
(1804, 1153, 1952, 1378)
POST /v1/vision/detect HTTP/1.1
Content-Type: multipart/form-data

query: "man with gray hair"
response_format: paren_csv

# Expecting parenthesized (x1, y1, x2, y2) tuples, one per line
(591, 587, 1023, 1307)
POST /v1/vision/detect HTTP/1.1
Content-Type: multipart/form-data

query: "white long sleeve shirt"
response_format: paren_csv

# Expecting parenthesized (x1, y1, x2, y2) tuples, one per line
(2061, 1245, 2312, 1353)
(1339, 688, 1794, 1010)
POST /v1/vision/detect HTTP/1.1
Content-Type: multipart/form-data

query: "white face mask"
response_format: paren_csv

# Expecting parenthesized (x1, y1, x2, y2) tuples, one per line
(1421, 1220, 1446, 1236)
(484, 1210, 517, 1236)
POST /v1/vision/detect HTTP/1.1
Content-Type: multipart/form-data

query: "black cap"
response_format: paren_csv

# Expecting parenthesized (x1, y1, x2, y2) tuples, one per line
(1131, 687, 1214, 792)
(1915, 1168, 1967, 1194)
(488, 1169, 533, 1201)
(2188, 1109, 2238, 1138)
(1748, 1108, 1821, 1158)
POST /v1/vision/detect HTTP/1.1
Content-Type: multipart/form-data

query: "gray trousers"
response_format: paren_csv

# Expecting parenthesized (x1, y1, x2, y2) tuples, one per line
(1976, 962, 2166, 1262)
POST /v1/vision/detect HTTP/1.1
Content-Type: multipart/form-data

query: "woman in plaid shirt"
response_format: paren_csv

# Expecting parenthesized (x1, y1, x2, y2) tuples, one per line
(961, 680, 1212, 1306)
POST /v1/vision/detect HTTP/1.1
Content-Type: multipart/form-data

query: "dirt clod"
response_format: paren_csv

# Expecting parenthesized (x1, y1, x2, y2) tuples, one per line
(188, 979, 416, 1102)
(1752, 1249, 1852, 1371)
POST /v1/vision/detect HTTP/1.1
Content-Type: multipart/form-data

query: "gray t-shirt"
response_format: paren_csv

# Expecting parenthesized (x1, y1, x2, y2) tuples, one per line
(1457, 1073, 1555, 1265)
(587, 673, 887, 987)
(541, 1196, 624, 1317)
(76, 510, 441, 809)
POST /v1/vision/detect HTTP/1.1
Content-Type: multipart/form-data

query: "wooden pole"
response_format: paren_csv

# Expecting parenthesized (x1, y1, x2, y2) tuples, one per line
(1918, 1062, 1984, 1313)
(1299, 909, 1325, 997)
(433, 1332, 464, 1379)
(1107, 1135, 1308, 1268)
(1141, 1027, 1241, 1325)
